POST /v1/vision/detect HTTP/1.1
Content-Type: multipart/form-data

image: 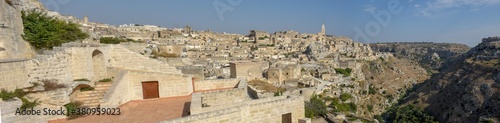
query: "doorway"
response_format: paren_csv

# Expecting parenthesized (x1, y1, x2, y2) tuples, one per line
(142, 81, 159, 99)
(282, 113, 292, 123)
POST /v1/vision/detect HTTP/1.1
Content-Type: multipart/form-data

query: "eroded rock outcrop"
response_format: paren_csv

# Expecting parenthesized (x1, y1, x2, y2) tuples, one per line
(370, 42, 470, 71)
(403, 37, 500, 123)
(0, 0, 35, 60)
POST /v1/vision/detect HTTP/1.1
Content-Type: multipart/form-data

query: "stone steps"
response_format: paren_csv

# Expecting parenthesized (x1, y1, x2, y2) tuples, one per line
(74, 82, 113, 108)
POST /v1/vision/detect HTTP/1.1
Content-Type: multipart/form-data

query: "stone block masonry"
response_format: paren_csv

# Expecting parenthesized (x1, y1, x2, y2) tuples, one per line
(194, 78, 239, 91)
(190, 88, 250, 114)
(0, 48, 74, 91)
(230, 61, 269, 80)
(0, 60, 29, 91)
(163, 96, 305, 123)
(100, 69, 193, 108)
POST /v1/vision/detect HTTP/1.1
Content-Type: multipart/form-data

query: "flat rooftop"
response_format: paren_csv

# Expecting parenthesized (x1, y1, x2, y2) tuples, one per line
(49, 95, 191, 123)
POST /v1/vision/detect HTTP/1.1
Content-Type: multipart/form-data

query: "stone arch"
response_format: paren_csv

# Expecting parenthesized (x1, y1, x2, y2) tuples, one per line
(92, 50, 106, 82)
(68, 82, 92, 102)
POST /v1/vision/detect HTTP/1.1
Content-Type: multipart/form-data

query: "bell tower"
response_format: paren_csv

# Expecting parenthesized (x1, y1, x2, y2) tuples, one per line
(321, 24, 326, 35)
(83, 15, 89, 24)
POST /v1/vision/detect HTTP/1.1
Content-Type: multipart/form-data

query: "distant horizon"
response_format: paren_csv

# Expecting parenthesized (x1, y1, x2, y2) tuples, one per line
(42, 0, 500, 47)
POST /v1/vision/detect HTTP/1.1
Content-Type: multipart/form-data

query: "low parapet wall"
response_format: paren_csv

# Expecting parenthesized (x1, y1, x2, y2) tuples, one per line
(100, 69, 129, 108)
(190, 88, 249, 114)
(164, 96, 305, 123)
(194, 78, 239, 91)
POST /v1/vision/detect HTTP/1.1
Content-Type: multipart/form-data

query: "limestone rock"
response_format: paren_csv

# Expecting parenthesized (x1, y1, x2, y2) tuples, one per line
(371, 42, 470, 70)
(403, 37, 500, 123)
(0, 0, 35, 60)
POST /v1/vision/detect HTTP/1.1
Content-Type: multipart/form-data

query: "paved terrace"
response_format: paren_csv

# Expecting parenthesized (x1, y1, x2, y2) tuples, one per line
(48, 87, 235, 123)
(49, 96, 191, 123)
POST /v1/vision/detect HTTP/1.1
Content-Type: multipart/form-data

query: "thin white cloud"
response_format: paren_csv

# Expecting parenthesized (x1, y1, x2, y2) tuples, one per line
(416, 0, 500, 16)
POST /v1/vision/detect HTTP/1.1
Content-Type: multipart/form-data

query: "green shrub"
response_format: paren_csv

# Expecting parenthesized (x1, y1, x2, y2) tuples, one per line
(0, 89, 25, 101)
(383, 105, 438, 123)
(80, 87, 94, 92)
(335, 68, 352, 76)
(98, 78, 113, 82)
(481, 119, 494, 123)
(21, 10, 88, 49)
(305, 95, 327, 119)
(99, 37, 131, 44)
(20, 97, 40, 109)
(362, 90, 368, 95)
(273, 88, 286, 97)
(0, 89, 17, 100)
(369, 86, 377, 95)
(367, 105, 374, 112)
(332, 102, 357, 113)
(340, 93, 352, 102)
(64, 101, 83, 119)
(152, 51, 179, 58)
(74, 78, 90, 81)
(386, 95, 394, 102)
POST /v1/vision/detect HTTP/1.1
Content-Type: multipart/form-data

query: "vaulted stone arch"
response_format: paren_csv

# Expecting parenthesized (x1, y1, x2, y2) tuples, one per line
(92, 50, 106, 82)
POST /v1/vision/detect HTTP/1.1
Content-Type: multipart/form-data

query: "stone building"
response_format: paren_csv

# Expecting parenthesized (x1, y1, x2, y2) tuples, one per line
(267, 61, 302, 85)
(229, 61, 269, 80)
(248, 30, 269, 41)
(157, 44, 186, 57)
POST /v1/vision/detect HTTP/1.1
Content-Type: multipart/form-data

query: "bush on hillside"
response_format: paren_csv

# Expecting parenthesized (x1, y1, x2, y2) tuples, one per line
(305, 95, 328, 119)
(21, 10, 88, 49)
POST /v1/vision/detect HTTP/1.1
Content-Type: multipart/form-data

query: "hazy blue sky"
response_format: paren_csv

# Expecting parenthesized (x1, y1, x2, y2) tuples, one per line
(41, 0, 500, 46)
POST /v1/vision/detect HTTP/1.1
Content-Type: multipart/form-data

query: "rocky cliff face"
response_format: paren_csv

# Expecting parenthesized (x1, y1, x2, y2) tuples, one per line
(370, 42, 470, 71)
(0, 0, 35, 60)
(403, 37, 500, 123)
(356, 57, 429, 118)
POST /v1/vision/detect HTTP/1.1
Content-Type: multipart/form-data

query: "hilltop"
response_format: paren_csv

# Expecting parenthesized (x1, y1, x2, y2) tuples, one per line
(370, 42, 470, 72)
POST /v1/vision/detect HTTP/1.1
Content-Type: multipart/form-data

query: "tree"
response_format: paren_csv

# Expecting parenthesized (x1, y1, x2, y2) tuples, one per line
(21, 10, 88, 49)
(383, 105, 438, 123)
(305, 95, 328, 119)
(335, 68, 352, 76)
(100, 37, 124, 44)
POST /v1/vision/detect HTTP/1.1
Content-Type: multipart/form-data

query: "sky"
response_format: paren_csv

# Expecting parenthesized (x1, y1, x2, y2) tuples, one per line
(41, 0, 500, 46)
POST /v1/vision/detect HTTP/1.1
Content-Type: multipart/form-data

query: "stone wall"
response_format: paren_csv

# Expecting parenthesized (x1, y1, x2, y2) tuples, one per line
(28, 50, 74, 85)
(0, 47, 75, 91)
(100, 69, 131, 108)
(0, 60, 30, 91)
(68, 46, 111, 83)
(164, 96, 305, 123)
(108, 45, 181, 74)
(180, 66, 204, 81)
(190, 88, 249, 114)
(1, 99, 66, 123)
(229, 61, 268, 80)
(194, 78, 239, 91)
(101, 69, 193, 108)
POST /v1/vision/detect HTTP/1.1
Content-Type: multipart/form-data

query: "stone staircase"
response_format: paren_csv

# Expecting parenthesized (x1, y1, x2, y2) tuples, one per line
(75, 82, 113, 108)
(109, 45, 182, 74)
